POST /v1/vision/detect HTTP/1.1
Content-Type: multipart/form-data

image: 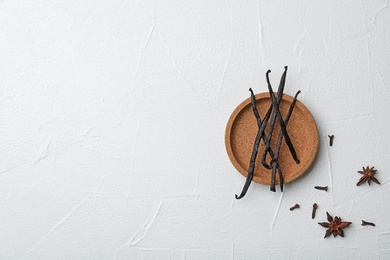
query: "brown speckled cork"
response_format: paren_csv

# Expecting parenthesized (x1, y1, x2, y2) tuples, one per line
(225, 92, 319, 185)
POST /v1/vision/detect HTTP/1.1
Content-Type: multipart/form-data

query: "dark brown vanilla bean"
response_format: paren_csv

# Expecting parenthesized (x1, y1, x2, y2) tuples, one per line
(235, 92, 273, 200)
(249, 89, 278, 172)
(266, 69, 300, 164)
(235, 67, 301, 197)
(361, 220, 375, 226)
(328, 135, 334, 146)
(267, 78, 299, 164)
(270, 160, 279, 192)
(249, 88, 275, 160)
(314, 186, 328, 191)
(261, 67, 288, 169)
(290, 204, 300, 211)
(264, 69, 286, 166)
(312, 203, 318, 219)
(270, 90, 301, 192)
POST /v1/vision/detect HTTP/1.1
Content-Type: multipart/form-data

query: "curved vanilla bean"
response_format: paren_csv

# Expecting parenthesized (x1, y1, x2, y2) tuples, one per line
(262, 67, 288, 169)
(270, 90, 301, 191)
(249, 88, 283, 192)
(249, 88, 262, 127)
(236, 71, 301, 196)
(249, 88, 274, 170)
(235, 90, 273, 200)
(266, 70, 300, 164)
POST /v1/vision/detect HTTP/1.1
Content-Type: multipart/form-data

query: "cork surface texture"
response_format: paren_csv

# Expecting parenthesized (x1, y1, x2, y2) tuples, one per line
(225, 92, 319, 185)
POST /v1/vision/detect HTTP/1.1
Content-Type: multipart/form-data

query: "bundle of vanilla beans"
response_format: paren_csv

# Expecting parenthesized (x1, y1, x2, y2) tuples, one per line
(235, 66, 301, 199)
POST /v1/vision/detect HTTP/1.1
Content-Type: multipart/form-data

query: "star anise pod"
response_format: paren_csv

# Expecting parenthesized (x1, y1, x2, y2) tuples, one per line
(318, 212, 352, 238)
(356, 166, 380, 186)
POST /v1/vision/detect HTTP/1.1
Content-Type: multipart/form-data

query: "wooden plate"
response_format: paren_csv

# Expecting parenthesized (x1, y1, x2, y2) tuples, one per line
(225, 92, 319, 185)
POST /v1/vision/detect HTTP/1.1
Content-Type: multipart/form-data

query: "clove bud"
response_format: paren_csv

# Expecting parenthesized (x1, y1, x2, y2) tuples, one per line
(290, 204, 300, 211)
(361, 220, 375, 227)
(328, 135, 334, 146)
(314, 186, 328, 191)
(312, 203, 318, 219)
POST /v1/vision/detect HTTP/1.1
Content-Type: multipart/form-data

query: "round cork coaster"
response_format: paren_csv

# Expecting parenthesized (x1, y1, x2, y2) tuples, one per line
(225, 92, 319, 185)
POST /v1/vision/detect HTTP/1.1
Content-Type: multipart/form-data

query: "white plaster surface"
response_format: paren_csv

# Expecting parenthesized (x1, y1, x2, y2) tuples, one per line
(0, 0, 389, 259)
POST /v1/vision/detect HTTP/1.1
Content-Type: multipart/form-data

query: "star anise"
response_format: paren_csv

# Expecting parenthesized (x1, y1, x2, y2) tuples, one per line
(318, 212, 352, 238)
(356, 166, 380, 186)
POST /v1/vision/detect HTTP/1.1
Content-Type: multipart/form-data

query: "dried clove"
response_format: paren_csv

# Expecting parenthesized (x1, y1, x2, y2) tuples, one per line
(361, 220, 375, 227)
(290, 204, 300, 211)
(312, 203, 318, 219)
(314, 186, 328, 191)
(328, 135, 334, 146)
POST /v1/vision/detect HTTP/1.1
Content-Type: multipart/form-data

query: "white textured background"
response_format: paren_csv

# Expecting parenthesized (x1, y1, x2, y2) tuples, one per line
(0, 0, 389, 259)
